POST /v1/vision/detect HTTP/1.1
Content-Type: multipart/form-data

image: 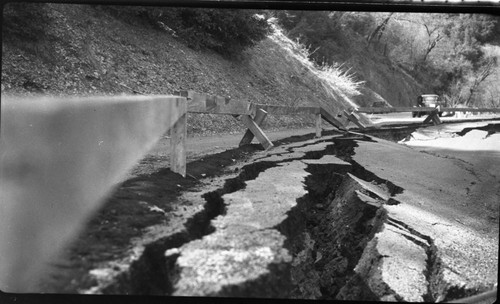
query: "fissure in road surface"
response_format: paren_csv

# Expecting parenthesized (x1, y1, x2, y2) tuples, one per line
(84, 128, 488, 301)
(127, 134, 413, 298)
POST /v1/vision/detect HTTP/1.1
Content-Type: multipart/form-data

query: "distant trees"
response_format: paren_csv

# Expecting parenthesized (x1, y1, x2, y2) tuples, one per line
(464, 58, 496, 106)
(363, 13, 499, 107)
(275, 10, 500, 108)
(421, 19, 444, 63)
(419, 14, 498, 106)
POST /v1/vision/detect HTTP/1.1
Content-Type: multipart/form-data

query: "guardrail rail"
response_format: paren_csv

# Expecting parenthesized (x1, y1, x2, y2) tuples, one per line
(352, 106, 500, 128)
(0, 95, 187, 292)
(175, 90, 347, 150)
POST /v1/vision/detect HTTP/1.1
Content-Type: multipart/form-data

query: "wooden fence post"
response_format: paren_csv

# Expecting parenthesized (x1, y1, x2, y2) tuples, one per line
(239, 108, 268, 146)
(315, 113, 322, 138)
(422, 110, 442, 125)
(343, 110, 366, 129)
(319, 108, 347, 131)
(240, 114, 274, 150)
(170, 99, 187, 177)
(432, 114, 442, 125)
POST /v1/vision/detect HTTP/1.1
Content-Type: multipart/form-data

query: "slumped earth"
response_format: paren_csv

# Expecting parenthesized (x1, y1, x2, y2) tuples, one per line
(39, 122, 499, 302)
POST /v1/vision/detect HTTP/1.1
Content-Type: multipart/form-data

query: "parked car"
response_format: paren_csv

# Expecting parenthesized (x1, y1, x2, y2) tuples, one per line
(412, 94, 446, 118)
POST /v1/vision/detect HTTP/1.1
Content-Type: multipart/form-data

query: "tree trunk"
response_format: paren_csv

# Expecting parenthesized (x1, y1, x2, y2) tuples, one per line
(367, 13, 393, 47)
(464, 59, 495, 107)
(421, 34, 442, 63)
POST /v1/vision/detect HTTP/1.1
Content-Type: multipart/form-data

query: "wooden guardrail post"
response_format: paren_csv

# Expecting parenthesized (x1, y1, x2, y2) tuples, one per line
(320, 108, 347, 131)
(239, 107, 268, 146)
(315, 112, 322, 138)
(343, 109, 366, 129)
(240, 114, 274, 150)
(433, 113, 442, 125)
(422, 109, 442, 125)
(170, 99, 187, 177)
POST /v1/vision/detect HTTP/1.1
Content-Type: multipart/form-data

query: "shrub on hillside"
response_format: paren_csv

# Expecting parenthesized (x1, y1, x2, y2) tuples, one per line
(275, 11, 348, 65)
(142, 7, 271, 56)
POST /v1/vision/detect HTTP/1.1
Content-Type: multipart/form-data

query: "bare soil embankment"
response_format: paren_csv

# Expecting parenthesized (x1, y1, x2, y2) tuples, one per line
(1, 3, 363, 136)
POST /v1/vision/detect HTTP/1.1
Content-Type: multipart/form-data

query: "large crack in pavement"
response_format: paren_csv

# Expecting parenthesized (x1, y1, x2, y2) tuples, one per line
(455, 123, 500, 138)
(82, 127, 496, 300)
(172, 161, 306, 297)
(164, 134, 435, 299)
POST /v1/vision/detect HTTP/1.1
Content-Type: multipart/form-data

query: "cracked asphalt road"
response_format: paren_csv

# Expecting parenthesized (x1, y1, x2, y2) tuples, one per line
(148, 121, 498, 300)
(353, 121, 499, 301)
(34, 121, 498, 301)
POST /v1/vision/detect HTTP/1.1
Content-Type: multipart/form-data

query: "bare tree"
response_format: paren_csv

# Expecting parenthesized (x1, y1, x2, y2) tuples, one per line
(465, 58, 496, 107)
(367, 13, 394, 47)
(421, 23, 444, 63)
(390, 14, 448, 65)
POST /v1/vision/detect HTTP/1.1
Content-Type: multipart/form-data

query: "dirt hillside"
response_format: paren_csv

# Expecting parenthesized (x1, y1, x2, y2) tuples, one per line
(1, 4, 429, 135)
(326, 31, 432, 108)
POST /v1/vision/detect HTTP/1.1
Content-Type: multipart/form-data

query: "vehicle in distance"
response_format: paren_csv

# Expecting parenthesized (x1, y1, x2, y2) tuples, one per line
(412, 94, 446, 118)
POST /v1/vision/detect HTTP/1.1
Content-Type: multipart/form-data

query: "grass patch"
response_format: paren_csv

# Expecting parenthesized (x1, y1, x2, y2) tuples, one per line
(269, 21, 363, 99)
